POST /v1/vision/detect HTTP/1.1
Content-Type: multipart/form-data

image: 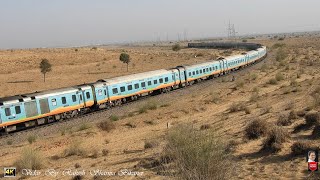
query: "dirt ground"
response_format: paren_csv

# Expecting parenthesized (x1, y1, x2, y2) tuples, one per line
(1, 34, 320, 179)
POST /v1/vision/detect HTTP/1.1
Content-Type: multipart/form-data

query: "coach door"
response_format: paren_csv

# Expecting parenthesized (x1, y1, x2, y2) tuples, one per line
(25, 101, 38, 118)
(78, 90, 86, 108)
(39, 99, 50, 114)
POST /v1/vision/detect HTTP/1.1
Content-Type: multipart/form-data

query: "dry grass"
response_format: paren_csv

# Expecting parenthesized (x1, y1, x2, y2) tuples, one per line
(245, 119, 270, 140)
(311, 125, 320, 139)
(200, 124, 211, 130)
(229, 102, 246, 112)
(305, 112, 320, 127)
(277, 114, 291, 126)
(261, 126, 289, 153)
(14, 148, 44, 170)
(291, 141, 316, 156)
(144, 140, 159, 149)
(163, 125, 234, 179)
(27, 135, 37, 144)
(97, 120, 115, 132)
(63, 141, 86, 157)
(109, 115, 119, 121)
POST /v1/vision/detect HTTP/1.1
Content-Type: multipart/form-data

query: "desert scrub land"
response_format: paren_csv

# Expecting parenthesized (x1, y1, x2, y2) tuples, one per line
(1, 34, 320, 179)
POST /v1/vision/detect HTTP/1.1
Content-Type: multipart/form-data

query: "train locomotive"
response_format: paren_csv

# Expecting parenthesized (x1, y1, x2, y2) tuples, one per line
(0, 45, 267, 133)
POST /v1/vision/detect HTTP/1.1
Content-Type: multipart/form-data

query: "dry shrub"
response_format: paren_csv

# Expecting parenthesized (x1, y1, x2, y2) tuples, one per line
(125, 122, 136, 128)
(64, 141, 86, 157)
(244, 107, 251, 114)
(291, 141, 316, 156)
(14, 148, 44, 170)
(229, 102, 246, 112)
(275, 72, 285, 81)
(305, 112, 320, 127)
(200, 124, 211, 130)
(261, 106, 272, 115)
(163, 125, 234, 179)
(245, 119, 270, 140)
(97, 120, 115, 132)
(27, 135, 36, 144)
(261, 126, 289, 153)
(296, 110, 306, 117)
(288, 110, 298, 120)
(311, 125, 320, 139)
(277, 114, 291, 126)
(144, 140, 159, 149)
(285, 101, 295, 110)
(250, 92, 259, 102)
(268, 78, 277, 85)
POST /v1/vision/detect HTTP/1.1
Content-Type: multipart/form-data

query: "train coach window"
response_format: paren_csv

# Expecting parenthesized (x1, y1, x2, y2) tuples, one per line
(62, 97, 67, 104)
(159, 78, 163, 83)
(104, 90, 107, 95)
(120, 86, 125, 92)
(203, 69, 205, 73)
(128, 85, 132, 90)
(154, 80, 158, 84)
(189, 72, 191, 76)
(200, 70, 202, 73)
(52, 98, 57, 106)
(134, 83, 139, 89)
(216, 66, 218, 69)
(141, 82, 146, 87)
(165, 77, 169, 82)
(147, 81, 152, 86)
(113, 88, 118, 94)
(86, 92, 91, 99)
(5, 108, 11, 116)
(210, 67, 212, 71)
(72, 95, 77, 102)
(206, 68, 209, 72)
(97, 90, 102, 96)
(196, 70, 199, 74)
(15, 106, 21, 114)
(193, 71, 195, 75)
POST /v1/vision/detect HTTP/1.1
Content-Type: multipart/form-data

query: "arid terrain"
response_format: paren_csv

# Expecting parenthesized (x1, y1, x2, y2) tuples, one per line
(1, 34, 320, 180)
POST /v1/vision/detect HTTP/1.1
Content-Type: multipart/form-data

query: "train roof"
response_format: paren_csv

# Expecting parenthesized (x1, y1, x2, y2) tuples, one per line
(97, 69, 172, 85)
(0, 85, 92, 105)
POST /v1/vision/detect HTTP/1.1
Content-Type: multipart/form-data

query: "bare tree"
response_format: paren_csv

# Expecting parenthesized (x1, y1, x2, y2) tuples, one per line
(119, 53, 130, 72)
(39, 59, 52, 82)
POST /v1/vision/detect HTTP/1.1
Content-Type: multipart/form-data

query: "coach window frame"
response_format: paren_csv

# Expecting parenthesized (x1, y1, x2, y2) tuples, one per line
(15, 106, 21, 114)
(5, 107, 11, 116)
(86, 92, 91, 99)
(112, 88, 118, 94)
(134, 83, 139, 89)
(61, 97, 67, 104)
(120, 86, 125, 92)
(72, 95, 77, 102)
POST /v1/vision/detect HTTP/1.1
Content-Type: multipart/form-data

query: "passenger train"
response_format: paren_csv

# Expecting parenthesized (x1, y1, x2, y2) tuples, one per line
(0, 44, 267, 133)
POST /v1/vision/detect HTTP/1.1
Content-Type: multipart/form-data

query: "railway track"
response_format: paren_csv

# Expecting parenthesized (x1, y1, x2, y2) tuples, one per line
(0, 50, 270, 141)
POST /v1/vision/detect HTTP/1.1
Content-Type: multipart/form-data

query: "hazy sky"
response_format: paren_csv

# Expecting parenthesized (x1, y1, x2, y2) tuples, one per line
(0, 0, 319, 49)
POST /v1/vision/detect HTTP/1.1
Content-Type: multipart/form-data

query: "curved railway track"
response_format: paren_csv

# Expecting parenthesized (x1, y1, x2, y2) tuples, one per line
(0, 43, 269, 141)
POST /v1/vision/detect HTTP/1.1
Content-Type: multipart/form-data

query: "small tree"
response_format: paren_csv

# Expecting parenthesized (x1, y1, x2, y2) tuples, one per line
(119, 53, 130, 72)
(39, 59, 52, 82)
